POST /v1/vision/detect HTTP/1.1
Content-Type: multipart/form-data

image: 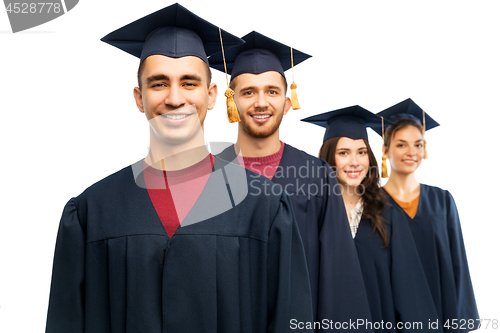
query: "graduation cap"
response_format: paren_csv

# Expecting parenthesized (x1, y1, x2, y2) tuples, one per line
(377, 98, 439, 131)
(209, 31, 312, 123)
(377, 98, 439, 160)
(301, 105, 389, 142)
(100, 3, 244, 65)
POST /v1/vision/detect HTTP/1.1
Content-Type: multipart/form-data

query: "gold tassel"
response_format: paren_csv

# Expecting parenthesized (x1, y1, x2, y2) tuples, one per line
(219, 27, 240, 123)
(381, 154, 388, 178)
(422, 109, 428, 158)
(290, 82, 300, 110)
(225, 88, 240, 123)
(290, 47, 301, 110)
(380, 116, 388, 178)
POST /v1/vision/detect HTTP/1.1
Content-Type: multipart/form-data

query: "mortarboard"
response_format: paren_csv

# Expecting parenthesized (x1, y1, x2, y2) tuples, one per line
(209, 31, 311, 79)
(209, 31, 311, 122)
(100, 3, 244, 65)
(301, 105, 389, 141)
(377, 98, 439, 161)
(377, 98, 439, 132)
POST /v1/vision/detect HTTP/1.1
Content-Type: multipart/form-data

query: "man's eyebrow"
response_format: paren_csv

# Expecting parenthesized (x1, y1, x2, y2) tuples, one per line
(240, 85, 256, 91)
(181, 74, 202, 81)
(266, 85, 282, 91)
(146, 74, 169, 85)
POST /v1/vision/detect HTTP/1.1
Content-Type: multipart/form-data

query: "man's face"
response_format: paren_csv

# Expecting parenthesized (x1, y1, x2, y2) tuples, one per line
(133, 55, 217, 146)
(232, 71, 291, 139)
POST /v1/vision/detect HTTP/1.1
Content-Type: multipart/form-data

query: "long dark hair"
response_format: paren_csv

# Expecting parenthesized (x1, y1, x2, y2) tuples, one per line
(319, 137, 389, 247)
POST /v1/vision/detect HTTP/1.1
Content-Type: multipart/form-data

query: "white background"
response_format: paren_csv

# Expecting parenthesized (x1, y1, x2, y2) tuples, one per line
(1, 0, 499, 331)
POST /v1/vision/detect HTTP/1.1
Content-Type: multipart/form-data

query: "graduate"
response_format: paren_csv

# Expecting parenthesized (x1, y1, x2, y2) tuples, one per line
(45, 4, 313, 332)
(378, 98, 480, 332)
(302, 106, 440, 332)
(210, 31, 373, 332)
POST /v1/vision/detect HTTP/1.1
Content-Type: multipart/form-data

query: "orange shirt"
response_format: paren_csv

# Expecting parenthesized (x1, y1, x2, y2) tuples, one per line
(384, 186, 420, 219)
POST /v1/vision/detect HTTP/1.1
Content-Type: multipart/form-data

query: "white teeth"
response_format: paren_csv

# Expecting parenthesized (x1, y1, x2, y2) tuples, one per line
(163, 114, 189, 120)
(252, 115, 270, 119)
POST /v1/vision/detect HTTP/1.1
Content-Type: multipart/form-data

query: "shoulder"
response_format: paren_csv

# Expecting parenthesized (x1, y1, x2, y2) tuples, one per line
(279, 144, 334, 179)
(420, 183, 455, 202)
(283, 144, 328, 166)
(76, 164, 135, 200)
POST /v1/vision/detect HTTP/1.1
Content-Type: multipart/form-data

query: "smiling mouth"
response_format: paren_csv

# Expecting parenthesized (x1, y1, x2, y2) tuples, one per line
(251, 114, 271, 119)
(162, 114, 191, 120)
(345, 171, 362, 178)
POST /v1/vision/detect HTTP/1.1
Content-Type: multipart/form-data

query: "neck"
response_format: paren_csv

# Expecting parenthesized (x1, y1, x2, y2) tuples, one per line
(235, 126, 281, 158)
(340, 184, 362, 206)
(146, 129, 208, 171)
(384, 171, 420, 197)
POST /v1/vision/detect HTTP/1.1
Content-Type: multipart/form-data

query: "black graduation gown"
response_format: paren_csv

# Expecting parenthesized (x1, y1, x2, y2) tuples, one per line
(383, 184, 479, 332)
(218, 144, 373, 332)
(355, 204, 441, 333)
(45, 156, 313, 333)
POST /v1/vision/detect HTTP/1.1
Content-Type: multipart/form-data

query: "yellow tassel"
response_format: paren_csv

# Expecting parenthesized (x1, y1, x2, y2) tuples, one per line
(381, 154, 388, 178)
(424, 140, 428, 159)
(290, 82, 300, 110)
(225, 88, 240, 123)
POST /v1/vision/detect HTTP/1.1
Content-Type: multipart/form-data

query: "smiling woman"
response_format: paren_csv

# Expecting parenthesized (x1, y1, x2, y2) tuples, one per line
(380, 99, 480, 332)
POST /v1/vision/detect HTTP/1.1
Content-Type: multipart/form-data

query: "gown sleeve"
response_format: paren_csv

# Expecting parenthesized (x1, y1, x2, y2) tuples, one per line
(445, 192, 480, 331)
(267, 192, 314, 333)
(46, 198, 85, 333)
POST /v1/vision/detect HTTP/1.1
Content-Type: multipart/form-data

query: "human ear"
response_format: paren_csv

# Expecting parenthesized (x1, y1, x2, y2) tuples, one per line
(133, 87, 144, 113)
(283, 97, 292, 115)
(207, 83, 217, 110)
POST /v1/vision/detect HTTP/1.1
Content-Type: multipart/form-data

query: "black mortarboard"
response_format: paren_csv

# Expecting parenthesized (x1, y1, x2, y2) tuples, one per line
(100, 3, 244, 64)
(209, 31, 311, 115)
(378, 98, 439, 162)
(301, 106, 390, 141)
(377, 98, 439, 131)
(209, 31, 311, 78)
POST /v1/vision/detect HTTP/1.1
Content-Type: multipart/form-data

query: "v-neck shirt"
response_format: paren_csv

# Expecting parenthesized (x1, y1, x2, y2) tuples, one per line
(143, 154, 214, 237)
(384, 186, 420, 219)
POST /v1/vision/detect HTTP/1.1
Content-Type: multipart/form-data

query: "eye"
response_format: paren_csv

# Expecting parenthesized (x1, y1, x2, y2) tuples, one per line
(183, 82, 198, 88)
(269, 90, 278, 95)
(396, 144, 405, 148)
(337, 151, 348, 156)
(416, 143, 423, 148)
(359, 150, 367, 155)
(151, 83, 165, 88)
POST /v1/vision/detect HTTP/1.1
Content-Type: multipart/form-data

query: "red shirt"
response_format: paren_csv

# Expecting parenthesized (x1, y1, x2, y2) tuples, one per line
(143, 154, 214, 238)
(241, 141, 285, 180)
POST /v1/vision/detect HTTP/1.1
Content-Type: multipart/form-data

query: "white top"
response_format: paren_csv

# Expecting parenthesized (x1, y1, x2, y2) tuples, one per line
(350, 198, 363, 238)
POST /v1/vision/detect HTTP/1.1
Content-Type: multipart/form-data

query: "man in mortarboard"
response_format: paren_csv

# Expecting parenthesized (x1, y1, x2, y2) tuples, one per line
(45, 5, 313, 332)
(212, 31, 374, 332)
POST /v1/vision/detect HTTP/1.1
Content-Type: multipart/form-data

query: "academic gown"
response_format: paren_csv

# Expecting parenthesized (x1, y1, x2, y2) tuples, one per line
(355, 204, 441, 333)
(218, 144, 373, 332)
(45, 156, 313, 333)
(383, 184, 479, 332)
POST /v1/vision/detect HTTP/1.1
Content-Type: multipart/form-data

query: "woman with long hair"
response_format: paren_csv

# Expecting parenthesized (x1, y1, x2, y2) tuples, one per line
(302, 106, 438, 332)
(378, 98, 479, 332)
